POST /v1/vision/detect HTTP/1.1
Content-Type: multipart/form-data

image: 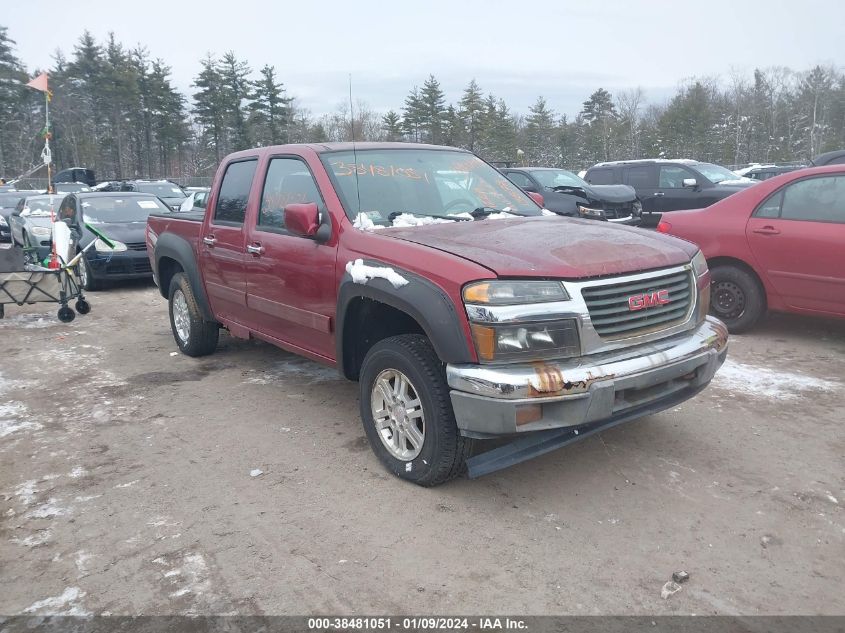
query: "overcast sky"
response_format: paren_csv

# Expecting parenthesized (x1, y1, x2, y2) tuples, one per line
(5, 0, 844, 118)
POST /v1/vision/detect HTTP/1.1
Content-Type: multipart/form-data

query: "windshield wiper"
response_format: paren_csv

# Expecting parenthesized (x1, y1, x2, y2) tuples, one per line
(388, 211, 472, 223)
(470, 207, 525, 219)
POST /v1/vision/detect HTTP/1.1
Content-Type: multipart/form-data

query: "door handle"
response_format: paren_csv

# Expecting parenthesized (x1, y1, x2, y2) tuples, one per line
(202, 236, 216, 246)
(752, 226, 780, 235)
(246, 243, 264, 256)
(654, 192, 665, 197)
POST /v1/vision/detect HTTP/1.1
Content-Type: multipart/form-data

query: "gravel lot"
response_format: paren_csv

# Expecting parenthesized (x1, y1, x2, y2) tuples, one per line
(1, 279, 843, 616)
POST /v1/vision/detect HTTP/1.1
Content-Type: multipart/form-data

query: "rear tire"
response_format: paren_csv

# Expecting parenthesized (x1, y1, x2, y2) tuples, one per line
(359, 334, 472, 486)
(710, 265, 765, 333)
(78, 255, 101, 291)
(168, 272, 219, 357)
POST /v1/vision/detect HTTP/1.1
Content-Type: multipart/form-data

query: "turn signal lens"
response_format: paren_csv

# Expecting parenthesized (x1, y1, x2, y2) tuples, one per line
(470, 324, 496, 361)
(463, 280, 569, 305)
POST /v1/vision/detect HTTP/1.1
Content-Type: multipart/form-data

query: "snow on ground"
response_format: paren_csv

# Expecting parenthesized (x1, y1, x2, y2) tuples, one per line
(0, 403, 40, 438)
(345, 258, 408, 289)
(245, 358, 342, 385)
(24, 587, 90, 616)
(712, 359, 840, 400)
(0, 312, 56, 328)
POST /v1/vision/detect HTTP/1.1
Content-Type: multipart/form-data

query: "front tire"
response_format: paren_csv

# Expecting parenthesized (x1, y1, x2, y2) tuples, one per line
(710, 265, 765, 333)
(359, 334, 472, 486)
(78, 255, 101, 291)
(168, 272, 219, 357)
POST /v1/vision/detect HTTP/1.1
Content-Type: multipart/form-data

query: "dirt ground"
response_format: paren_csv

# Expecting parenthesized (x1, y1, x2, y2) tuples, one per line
(1, 278, 843, 616)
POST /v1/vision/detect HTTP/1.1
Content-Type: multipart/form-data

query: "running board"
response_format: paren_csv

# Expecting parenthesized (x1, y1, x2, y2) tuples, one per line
(465, 383, 707, 479)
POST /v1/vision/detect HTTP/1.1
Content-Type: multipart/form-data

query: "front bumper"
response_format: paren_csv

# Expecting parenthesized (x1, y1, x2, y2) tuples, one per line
(447, 316, 728, 438)
(86, 250, 152, 280)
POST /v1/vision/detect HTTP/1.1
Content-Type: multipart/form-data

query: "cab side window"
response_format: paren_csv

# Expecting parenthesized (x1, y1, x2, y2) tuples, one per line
(626, 166, 656, 188)
(587, 168, 615, 185)
(258, 158, 325, 232)
(214, 159, 257, 224)
(505, 172, 535, 190)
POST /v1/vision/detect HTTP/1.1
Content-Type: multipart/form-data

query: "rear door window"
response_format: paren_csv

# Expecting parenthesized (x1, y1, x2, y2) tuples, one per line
(587, 168, 615, 185)
(625, 166, 656, 188)
(504, 171, 535, 189)
(779, 176, 844, 223)
(214, 160, 257, 224)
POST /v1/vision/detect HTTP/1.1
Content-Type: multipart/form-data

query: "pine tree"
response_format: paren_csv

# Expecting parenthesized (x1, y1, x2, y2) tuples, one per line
(580, 88, 618, 162)
(219, 51, 252, 151)
(192, 54, 228, 164)
(524, 96, 558, 165)
(419, 74, 446, 143)
(382, 110, 403, 141)
(250, 64, 291, 145)
(0, 26, 28, 178)
(402, 87, 423, 142)
(458, 79, 485, 151)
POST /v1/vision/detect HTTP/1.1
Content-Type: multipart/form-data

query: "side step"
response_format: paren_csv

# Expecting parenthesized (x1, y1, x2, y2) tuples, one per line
(465, 383, 707, 478)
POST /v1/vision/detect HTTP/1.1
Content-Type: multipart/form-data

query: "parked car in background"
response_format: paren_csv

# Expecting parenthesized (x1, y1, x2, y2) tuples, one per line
(656, 165, 845, 332)
(179, 187, 211, 212)
(53, 167, 96, 187)
(58, 191, 171, 290)
(53, 182, 92, 194)
(501, 167, 641, 225)
(583, 159, 756, 226)
(147, 142, 727, 485)
(810, 149, 845, 166)
(741, 165, 803, 181)
(8, 194, 63, 260)
(0, 191, 24, 242)
(121, 180, 187, 210)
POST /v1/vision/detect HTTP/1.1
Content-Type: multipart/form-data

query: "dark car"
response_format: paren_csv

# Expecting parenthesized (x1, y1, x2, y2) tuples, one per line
(54, 167, 96, 187)
(743, 165, 804, 181)
(501, 167, 641, 225)
(0, 191, 25, 242)
(583, 159, 757, 226)
(810, 150, 845, 166)
(53, 182, 92, 194)
(57, 191, 171, 290)
(120, 180, 187, 211)
(180, 187, 211, 212)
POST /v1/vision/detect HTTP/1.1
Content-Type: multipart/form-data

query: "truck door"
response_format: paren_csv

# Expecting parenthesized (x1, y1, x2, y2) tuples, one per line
(624, 164, 659, 218)
(199, 158, 257, 325)
(746, 174, 845, 315)
(243, 155, 337, 361)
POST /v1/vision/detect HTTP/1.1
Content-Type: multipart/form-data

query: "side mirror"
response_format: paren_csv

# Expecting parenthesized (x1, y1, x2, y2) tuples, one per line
(527, 191, 545, 207)
(285, 202, 321, 238)
(682, 178, 698, 189)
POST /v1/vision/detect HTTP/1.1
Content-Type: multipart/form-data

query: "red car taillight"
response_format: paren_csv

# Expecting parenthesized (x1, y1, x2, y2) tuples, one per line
(656, 220, 672, 233)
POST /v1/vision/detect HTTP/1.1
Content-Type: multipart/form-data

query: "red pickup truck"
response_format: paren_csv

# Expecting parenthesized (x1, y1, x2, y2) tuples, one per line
(146, 143, 728, 486)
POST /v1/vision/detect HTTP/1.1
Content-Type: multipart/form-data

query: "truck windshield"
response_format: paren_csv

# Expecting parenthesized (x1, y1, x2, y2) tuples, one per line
(322, 149, 541, 226)
(136, 183, 186, 198)
(81, 196, 169, 224)
(529, 169, 587, 189)
(694, 163, 744, 184)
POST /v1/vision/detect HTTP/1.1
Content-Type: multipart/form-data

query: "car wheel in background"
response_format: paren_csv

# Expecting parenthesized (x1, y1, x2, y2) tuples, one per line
(359, 334, 472, 486)
(710, 265, 765, 333)
(168, 272, 219, 357)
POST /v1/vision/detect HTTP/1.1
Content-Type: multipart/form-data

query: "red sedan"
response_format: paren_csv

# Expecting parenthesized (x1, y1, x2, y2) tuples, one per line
(657, 165, 845, 332)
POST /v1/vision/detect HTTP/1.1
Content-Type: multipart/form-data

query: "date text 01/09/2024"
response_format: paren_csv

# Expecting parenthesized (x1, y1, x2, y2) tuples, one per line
(306, 617, 528, 630)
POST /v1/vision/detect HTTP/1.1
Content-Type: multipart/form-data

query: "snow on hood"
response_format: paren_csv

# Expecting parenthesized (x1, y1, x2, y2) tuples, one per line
(718, 178, 756, 186)
(345, 258, 408, 288)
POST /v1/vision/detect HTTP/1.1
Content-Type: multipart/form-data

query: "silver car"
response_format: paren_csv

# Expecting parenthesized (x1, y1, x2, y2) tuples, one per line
(8, 194, 63, 260)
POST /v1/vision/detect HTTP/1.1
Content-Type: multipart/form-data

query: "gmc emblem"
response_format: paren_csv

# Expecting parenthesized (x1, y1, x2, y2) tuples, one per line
(628, 289, 670, 311)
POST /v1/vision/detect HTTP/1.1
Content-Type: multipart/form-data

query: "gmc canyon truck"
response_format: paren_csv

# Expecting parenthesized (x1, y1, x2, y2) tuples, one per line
(146, 142, 728, 486)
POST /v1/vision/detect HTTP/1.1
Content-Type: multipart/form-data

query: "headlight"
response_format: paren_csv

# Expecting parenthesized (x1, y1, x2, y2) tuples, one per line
(463, 280, 569, 305)
(470, 320, 580, 362)
(31, 226, 51, 236)
(577, 205, 605, 219)
(691, 250, 708, 277)
(0, 216, 7, 226)
(95, 238, 127, 252)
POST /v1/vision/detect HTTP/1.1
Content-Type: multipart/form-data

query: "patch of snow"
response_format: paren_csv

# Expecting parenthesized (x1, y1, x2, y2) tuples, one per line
(24, 587, 90, 616)
(27, 498, 69, 519)
(352, 213, 385, 231)
(250, 469, 263, 477)
(164, 552, 211, 600)
(69, 466, 87, 478)
(389, 213, 453, 227)
(486, 212, 518, 220)
(541, 208, 557, 216)
(0, 312, 55, 329)
(718, 178, 755, 185)
(346, 258, 408, 289)
(0, 403, 40, 438)
(74, 494, 101, 502)
(713, 360, 839, 400)
(15, 479, 39, 505)
(245, 358, 341, 385)
(114, 479, 139, 489)
(11, 530, 52, 547)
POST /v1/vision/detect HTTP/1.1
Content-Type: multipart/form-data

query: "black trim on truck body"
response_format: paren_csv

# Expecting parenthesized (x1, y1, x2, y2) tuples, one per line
(153, 231, 215, 322)
(336, 263, 475, 379)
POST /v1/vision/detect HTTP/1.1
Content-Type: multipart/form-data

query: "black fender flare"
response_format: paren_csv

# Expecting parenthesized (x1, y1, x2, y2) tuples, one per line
(153, 232, 214, 321)
(336, 261, 475, 376)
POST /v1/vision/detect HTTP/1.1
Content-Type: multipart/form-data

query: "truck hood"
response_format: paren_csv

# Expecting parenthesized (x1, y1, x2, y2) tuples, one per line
(381, 216, 697, 278)
(550, 183, 636, 204)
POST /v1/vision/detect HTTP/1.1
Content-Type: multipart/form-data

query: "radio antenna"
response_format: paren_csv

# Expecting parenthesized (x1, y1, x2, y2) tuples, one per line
(349, 73, 362, 217)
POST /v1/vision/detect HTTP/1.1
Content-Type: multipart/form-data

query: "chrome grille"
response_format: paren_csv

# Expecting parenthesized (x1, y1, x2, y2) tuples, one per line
(582, 269, 693, 338)
(124, 242, 148, 251)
